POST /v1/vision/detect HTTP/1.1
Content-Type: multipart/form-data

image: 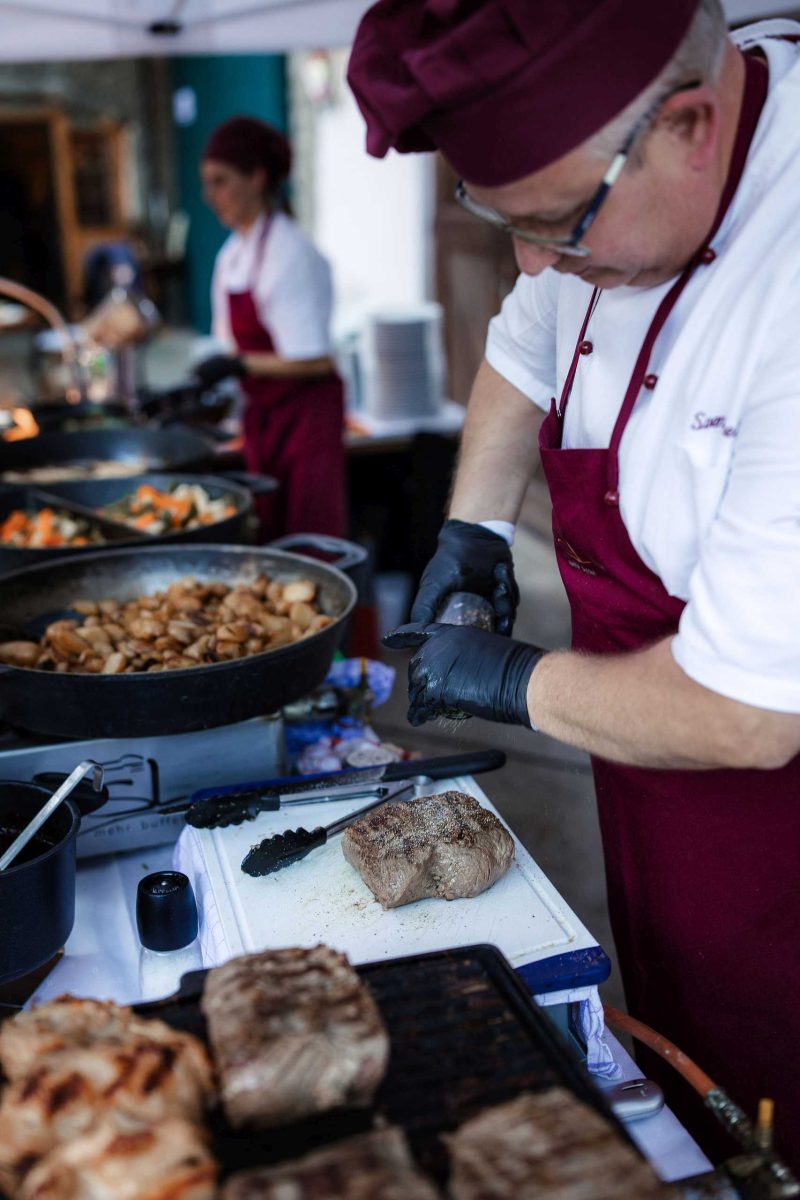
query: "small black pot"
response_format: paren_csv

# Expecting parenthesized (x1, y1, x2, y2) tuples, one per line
(0, 783, 80, 985)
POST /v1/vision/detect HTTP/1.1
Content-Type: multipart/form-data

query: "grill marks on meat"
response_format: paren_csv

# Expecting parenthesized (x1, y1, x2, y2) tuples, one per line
(19, 1116, 216, 1200)
(201, 946, 389, 1130)
(0, 998, 214, 1199)
(222, 1127, 441, 1200)
(341, 791, 515, 909)
(0, 1041, 211, 1194)
(0, 998, 134, 1081)
(0, 996, 211, 1092)
(446, 1090, 675, 1199)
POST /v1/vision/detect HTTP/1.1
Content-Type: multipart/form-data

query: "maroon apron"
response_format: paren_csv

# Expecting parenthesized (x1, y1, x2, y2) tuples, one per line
(227, 218, 346, 542)
(540, 55, 800, 1166)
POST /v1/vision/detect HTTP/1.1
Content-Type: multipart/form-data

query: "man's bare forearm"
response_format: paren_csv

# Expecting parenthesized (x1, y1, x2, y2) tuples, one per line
(528, 637, 800, 770)
(449, 359, 544, 523)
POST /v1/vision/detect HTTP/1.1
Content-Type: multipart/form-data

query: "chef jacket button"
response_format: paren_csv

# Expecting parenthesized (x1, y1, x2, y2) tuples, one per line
(643, 373, 658, 390)
(603, 489, 619, 507)
(579, 339, 593, 355)
(699, 246, 716, 264)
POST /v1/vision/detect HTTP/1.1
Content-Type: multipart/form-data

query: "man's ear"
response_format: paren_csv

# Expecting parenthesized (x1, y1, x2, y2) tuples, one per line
(656, 86, 719, 171)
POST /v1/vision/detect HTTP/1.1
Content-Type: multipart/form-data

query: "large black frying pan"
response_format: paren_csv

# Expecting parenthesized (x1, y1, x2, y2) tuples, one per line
(0, 472, 276, 574)
(28, 400, 131, 433)
(0, 427, 220, 481)
(0, 544, 356, 740)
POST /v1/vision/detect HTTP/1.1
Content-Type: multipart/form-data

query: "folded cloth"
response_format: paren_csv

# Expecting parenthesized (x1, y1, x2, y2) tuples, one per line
(581, 990, 622, 1079)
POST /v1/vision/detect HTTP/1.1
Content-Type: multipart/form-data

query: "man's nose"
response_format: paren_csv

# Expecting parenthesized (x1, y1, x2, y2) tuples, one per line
(513, 238, 560, 275)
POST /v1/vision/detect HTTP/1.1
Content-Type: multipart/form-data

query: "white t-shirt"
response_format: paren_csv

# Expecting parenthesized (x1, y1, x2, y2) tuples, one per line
(485, 21, 800, 714)
(211, 211, 334, 360)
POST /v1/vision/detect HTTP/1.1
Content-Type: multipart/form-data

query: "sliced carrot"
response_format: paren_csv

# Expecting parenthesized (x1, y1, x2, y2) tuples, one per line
(135, 485, 163, 505)
(37, 509, 54, 540)
(171, 498, 192, 522)
(1, 510, 29, 538)
(132, 512, 159, 529)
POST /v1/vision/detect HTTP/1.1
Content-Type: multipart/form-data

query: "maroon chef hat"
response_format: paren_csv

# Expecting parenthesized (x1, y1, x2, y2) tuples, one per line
(202, 116, 292, 184)
(348, 0, 701, 186)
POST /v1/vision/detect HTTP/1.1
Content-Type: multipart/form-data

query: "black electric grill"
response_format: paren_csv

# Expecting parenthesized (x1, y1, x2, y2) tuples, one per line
(139, 944, 634, 1184)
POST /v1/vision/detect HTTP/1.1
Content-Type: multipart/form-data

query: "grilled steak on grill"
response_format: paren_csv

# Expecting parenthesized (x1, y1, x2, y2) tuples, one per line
(446, 1090, 675, 1199)
(341, 791, 515, 908)
(222, 1126, 441, 1200)
(201, 945, 389, 1129)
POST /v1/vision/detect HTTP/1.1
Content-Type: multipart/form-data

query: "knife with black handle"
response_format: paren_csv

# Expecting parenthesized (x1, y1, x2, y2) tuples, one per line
(182, 748, 506, 830)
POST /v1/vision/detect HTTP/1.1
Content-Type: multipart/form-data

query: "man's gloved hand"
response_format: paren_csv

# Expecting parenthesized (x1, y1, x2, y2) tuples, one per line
(411, 520, 519, 636)
(383, 623, 542, 728)
(193, 354, 247, 389)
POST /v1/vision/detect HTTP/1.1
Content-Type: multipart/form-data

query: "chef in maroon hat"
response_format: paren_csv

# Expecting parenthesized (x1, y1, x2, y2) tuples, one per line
(196, 115, 346, 541)
(351, 0, 800, 1167)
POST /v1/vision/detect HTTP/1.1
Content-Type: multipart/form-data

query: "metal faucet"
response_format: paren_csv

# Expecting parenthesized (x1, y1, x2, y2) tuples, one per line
(0, 277, 84, 404)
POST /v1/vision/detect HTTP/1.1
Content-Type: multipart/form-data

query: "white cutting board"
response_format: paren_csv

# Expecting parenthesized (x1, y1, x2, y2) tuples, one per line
(175, 776, 600, 986)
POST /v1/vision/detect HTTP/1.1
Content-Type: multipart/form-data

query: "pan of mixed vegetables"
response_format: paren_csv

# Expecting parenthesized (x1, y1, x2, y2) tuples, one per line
(0, 473, 276, 573)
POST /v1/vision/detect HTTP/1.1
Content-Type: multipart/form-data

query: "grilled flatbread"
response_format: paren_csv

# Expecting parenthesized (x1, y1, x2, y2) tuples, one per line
(20, 1117, 216, 1200)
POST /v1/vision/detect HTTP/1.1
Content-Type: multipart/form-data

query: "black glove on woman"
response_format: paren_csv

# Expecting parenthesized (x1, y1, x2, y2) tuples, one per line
(193, 354, 247, 389)
(383, 623, 543, 728)
(411, 519, 520, 636)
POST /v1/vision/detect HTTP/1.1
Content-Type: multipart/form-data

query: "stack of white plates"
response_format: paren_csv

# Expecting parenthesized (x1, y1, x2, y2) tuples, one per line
(361, 304, 444, 421)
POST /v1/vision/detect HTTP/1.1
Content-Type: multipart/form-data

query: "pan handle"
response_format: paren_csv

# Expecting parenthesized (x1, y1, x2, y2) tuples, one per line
(269, 533, 367, 574)
(220, 471, 278, 496)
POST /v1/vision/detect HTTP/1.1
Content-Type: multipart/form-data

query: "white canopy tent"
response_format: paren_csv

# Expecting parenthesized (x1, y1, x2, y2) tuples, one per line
(0, 0, 795, 62)
(0, 0, 373, 60)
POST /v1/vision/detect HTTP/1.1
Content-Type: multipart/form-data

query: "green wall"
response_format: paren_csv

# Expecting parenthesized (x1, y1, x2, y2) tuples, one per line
(171, 55, 287, 333)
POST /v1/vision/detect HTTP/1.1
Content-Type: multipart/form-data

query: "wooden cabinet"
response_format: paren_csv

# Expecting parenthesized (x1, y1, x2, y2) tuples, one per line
(0, 107, 129, 314)
(433, 156, 553, 532)
(434, 156, 519, 405)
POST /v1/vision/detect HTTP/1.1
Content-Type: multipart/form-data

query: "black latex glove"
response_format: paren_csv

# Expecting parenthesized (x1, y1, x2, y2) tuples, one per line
(193, 354, 247, 389)
(383, 623, 543, 728)
(411, 520, 520, 636)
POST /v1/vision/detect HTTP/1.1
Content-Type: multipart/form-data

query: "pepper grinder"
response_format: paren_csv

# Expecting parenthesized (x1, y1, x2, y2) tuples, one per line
(136, 870, 202, 1002)
(435, 591, 496, 722)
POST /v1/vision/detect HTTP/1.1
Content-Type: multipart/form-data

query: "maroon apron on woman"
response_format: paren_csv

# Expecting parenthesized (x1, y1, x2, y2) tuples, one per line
(540, 55, 800, 1165)
(227, 218, 346, 542)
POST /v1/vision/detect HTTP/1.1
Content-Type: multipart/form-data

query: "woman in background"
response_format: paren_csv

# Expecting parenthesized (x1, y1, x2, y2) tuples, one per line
(196, 115, 346, 540)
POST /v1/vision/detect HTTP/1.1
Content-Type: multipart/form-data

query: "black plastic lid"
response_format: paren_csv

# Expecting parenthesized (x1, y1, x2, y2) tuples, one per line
(136, 870, 198, 952)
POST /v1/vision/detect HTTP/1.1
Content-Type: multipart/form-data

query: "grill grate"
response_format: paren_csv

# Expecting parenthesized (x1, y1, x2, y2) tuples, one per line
(138, 944, 628, 1183)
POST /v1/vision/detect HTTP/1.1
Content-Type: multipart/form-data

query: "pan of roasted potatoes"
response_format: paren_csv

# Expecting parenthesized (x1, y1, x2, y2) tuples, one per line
(0, 543, 356, 739)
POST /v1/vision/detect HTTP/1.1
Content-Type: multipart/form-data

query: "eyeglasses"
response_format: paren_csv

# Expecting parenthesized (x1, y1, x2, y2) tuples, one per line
(455, 81, 702, 259)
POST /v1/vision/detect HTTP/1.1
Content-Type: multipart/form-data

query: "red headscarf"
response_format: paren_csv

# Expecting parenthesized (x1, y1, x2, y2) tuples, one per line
(347, 0, 701, 186)
(203, 116, 292, 184)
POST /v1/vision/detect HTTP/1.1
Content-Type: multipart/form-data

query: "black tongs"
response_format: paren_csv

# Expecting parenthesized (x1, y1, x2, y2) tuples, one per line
(184, 749, 506, 830)
(241, 781, 415, 878)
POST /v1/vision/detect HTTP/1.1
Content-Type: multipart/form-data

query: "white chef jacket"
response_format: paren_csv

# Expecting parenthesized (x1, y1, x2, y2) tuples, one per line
(211, 211, 334, 360)
(486, 20, 800, 714)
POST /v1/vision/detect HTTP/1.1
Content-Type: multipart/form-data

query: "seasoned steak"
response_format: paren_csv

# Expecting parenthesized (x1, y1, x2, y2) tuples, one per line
(341, 791, 515, 909)
(446, 1090, 675, 1199)
(222, 1126, 441, 1200)
(200, 945, 389, 1129)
